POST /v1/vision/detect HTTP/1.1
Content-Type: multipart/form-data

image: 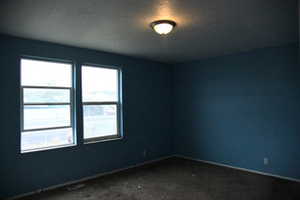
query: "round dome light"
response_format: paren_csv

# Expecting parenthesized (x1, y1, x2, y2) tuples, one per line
(150, 20, 176, 35)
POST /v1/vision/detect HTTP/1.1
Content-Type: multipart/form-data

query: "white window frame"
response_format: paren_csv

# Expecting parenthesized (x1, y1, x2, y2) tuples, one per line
(82, 64, 122, 143)
(20, 57, 75, 153)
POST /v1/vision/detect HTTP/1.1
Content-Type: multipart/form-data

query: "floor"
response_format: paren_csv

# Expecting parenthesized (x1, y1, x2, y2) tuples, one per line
(19, 157, 300, 200)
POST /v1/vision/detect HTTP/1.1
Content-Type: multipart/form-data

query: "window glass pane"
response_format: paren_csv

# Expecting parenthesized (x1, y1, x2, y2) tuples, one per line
(21, 128, 73, 151)
(21, 59, 72, 87)
(24, 105, 70, 130)
(24, 88, 70, 103)
(83, 105, 117, 139)
(82, 66, 118, 102)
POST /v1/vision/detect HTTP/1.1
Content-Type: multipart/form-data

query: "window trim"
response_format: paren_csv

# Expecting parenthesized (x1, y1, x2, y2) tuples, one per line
(20, 56, 76, 153)
(81, 64, 123, 143)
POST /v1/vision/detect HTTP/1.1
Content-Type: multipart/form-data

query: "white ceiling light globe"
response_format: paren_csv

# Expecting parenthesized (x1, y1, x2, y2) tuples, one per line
(151, 20, 176, 35)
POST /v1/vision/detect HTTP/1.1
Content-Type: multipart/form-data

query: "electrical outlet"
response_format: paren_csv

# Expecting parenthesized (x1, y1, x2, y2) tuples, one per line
(143, 149, 147, 157)
(264, 158, 269, 165)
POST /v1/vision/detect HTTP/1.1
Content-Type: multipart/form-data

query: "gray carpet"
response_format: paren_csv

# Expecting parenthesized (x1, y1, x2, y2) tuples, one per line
(19, 157, 300, 200)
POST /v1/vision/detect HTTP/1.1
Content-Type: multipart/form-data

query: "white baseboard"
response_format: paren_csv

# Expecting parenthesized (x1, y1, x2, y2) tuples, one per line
(6, 155, 173, 200)
(175, 155, 300, 183)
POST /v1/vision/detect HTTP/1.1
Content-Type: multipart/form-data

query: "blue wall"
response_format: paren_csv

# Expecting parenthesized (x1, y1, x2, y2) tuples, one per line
(173, 44, 300, 180)
(0, 35, 172, 199)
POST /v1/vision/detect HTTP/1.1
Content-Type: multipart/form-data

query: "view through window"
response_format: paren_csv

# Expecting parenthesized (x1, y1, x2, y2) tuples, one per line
(21, 58, 74, 152)
(82, 65, 120, 142)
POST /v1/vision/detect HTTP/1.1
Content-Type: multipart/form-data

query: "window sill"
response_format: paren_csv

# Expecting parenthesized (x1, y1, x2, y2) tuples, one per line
(84, 136, 123, 144)
(21, 143, 77, 154)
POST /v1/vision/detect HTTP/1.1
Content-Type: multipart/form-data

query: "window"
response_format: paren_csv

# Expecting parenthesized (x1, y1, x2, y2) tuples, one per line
(82, 65, 121, 142)
(21, 58, 74, 152)
(20, 58, 122, 152)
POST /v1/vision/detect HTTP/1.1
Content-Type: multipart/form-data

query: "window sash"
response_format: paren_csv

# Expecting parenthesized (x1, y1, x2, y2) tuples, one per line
(21, 58, 73, 88)
(21, 86, 74, 132)
(82, 102, 121, 142)
(21, 127, 74, 153)
(81, 65, 120, 103)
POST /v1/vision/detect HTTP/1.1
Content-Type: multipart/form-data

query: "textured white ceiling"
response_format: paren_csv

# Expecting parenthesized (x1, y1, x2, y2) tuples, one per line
(0, 0, 298, 63)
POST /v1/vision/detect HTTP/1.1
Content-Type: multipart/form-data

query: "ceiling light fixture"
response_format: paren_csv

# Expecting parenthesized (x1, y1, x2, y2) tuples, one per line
(150, 20, 176, 35)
